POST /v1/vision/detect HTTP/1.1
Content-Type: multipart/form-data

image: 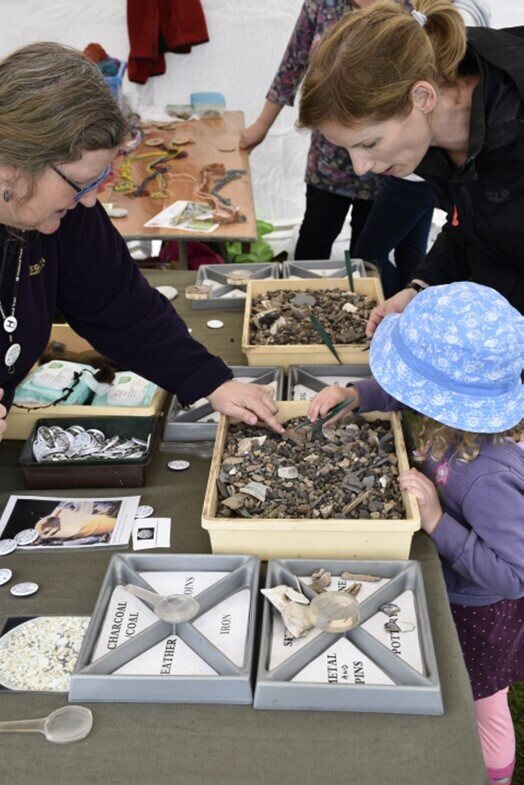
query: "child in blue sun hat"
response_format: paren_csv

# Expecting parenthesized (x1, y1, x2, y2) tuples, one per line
(309, 282, 523, 785)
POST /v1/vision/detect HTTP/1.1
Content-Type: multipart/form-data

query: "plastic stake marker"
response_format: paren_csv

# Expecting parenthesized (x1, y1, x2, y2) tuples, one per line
(308, 313, 343, 365)
(344, 250, 354, 293)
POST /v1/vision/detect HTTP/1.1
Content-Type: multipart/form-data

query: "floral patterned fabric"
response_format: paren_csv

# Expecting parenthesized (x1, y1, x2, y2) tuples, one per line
(369, 282, 524, 433)
(267, 0, 383, 199)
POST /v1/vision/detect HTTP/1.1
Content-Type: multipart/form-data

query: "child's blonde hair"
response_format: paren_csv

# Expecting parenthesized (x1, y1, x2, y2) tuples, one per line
(414, 417, 523, 464)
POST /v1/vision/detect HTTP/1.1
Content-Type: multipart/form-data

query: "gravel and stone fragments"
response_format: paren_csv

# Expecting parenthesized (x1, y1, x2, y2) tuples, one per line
(248, 288, 376, 346)
(216, 415, 404, 520)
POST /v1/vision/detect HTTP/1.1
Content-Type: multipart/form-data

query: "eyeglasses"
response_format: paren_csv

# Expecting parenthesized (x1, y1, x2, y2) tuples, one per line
(51, 164, 111, 203)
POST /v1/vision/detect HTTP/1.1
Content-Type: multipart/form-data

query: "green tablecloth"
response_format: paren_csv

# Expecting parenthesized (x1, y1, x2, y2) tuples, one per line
(0, 271, 487, 785)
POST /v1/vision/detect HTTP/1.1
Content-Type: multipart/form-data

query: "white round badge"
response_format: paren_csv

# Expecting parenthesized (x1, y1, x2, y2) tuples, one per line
(14, 529, 39, 546)
(3, 316, 17, 334)
(4, 343, 21, 367)
(156, 286, 178, 300)
(10, 582, 39, 597)
(0, 568, 12, 586)
(0, 539, 17, 556)
(167, 460, 190, 472)
(206, 320, 224, 330)
(135, 505, 154, 519)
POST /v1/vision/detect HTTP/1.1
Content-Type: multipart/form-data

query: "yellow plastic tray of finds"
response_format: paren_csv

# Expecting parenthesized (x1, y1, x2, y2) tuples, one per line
(202, 402, 420, 561)
(5, 324, 166, 440)
(241, 277, 384, 371)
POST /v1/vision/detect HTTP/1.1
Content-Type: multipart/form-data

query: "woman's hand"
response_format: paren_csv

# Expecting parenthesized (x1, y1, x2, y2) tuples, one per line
(398, 468, 443, 534)
(0, 389, 7, 440)
(207, 380, 284, 434)
(366, 287, 418, 337)
(239, 121, 268, 154)
(308, 385, 360, 424)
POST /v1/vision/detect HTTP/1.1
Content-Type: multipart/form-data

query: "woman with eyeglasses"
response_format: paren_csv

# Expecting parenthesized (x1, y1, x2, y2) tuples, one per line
(0, 42, 283, 439)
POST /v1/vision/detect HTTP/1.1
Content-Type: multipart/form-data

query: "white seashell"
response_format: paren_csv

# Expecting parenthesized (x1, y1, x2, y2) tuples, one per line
(284, 587, 310, 605)
(281, 602, 314, 638)
(261, 586, 290, 613)
(342, 302, 358, 314)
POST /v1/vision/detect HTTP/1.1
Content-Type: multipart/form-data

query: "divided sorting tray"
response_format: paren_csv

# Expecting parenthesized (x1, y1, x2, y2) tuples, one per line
(283, 259, 366, 280)
(242, 277, 384, 371)
(163, 366, 285, 442)
(254, 558, 443, 714)
(69, 553, 260, 704)
(287, 364, 371, 401)
(193, 263, 281, 310)
(202, 401, 420, 560)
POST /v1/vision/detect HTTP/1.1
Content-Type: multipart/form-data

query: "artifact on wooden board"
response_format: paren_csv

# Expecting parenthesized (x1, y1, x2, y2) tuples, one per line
(248, 288, 376, 346)
(217, 415, 404, 520)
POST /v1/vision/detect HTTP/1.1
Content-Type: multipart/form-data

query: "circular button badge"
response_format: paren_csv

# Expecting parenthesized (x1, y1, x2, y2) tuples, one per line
(3, 316, 17, 334)
(0, 539, 17, 557)
(135, 505, 154, 519)
(206, 320, 224, 330)
(0, 568, 13, 586)
(167, 460, 190, 472)
(10, 582, 39, 598)
(4, 343, 21, 367)
(14, 529, 39, 546)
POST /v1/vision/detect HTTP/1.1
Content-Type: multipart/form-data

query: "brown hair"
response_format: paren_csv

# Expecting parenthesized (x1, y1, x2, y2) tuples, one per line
(298, 0, 467, 129)
(412, 416, 523, 465)
(0, 42, 132, 180)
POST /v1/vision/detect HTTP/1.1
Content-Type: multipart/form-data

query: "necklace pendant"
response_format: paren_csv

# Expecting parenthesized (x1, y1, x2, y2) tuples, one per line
(5, 342, 20, 368)
(3, 315, 17, 334)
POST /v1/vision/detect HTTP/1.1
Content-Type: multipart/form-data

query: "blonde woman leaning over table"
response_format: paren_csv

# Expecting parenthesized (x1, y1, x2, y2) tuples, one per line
(297, 0, 524, 335)
(0, 42, 283, 440)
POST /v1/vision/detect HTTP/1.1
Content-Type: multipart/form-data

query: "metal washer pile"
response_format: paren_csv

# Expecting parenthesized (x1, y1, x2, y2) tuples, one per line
(32, 425, 150, 463)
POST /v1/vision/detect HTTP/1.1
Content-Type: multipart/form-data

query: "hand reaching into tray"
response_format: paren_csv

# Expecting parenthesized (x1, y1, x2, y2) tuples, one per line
(207, 380, 284, 434)
(0, 389, 6, 440)
(308, 385, 360, 425)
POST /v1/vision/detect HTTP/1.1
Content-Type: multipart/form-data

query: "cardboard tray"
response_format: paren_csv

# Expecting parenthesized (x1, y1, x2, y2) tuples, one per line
(5, 324, 167, 440)
(283, 259, 366, 280)
(241, 277, 384, 370)
(201, 401, 420, 561)
(254, 558, 443, 714)
(287, 364, 371, 401)
(19, 416, 157, 489)
(163, 366, 285, 442)
(69, 553, 260, 704)
(193, 263, 281, 310)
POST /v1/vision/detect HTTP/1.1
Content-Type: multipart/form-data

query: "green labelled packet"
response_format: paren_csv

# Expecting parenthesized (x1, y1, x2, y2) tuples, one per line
(13, 361, 95, 406)
(91, 372, 157, 408)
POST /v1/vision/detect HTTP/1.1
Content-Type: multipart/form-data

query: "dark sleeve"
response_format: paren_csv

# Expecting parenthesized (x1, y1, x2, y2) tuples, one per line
(55, 203, 233, 406)
(266, 0, 317, 106)
(411, 222, 472, 287)
(351, 378, 405, 413)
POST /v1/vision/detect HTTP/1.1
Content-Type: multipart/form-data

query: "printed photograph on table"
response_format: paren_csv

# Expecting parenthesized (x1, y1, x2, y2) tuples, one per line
(0, 495, 139, 549)
(0, 616, 90, 692)
(144, 200, 219, 233)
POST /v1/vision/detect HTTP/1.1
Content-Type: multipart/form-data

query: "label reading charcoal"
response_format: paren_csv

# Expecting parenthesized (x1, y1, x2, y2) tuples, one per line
(269, 609, 322, 670)
(138, 571, 229, 598)
(114, 635, 217, 676)
(92, 585, 158, 661)
(292, 638, 394, 685)
(193, 589, 251, 666)
(361, 589, 423, 674)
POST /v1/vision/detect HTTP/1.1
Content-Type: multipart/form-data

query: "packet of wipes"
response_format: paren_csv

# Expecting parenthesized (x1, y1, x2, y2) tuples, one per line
(91, 372, 157, 407)
(13, 361, 95, 406)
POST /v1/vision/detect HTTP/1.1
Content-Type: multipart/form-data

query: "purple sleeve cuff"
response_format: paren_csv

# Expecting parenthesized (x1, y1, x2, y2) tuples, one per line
(351, 378, 405, 413)
(430, 513, 469, 565)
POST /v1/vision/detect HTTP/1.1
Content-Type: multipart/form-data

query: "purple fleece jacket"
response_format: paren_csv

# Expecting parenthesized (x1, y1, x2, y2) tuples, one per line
(0, 202, 233, 412)
(355, 378, 524, 606)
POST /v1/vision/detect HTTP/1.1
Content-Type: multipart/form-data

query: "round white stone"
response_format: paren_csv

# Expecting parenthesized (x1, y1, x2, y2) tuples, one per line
(206, 320, 224, 330)
(10, 582, 39, 597)
(167, 460, 190, 471)
(135, 505, 154, 519)
(0, 539, 17, 556)
(0, 568, 12, 586)
(155, 285, 178, 300)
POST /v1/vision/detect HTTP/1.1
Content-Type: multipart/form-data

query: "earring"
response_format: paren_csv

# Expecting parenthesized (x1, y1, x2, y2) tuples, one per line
(2, 188, 10, 203)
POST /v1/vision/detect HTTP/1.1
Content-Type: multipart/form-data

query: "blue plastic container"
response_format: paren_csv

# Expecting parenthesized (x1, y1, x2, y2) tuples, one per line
(190, 91, 226, 118)
(105, 61, 127, 98)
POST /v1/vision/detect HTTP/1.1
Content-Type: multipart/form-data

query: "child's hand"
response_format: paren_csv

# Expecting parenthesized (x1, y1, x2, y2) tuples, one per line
(308, 385, 360, 424)
(398, 469, 443, 534)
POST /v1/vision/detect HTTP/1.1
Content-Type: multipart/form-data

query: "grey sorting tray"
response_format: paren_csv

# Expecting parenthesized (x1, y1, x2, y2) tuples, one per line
(283, 259, 366, 279)
(69, 553, 260, 704)
(287, 364, 371, 400)
(193, 262, 281, 310)
(163, 366, 285, 442)
(254, 558, 443, 715)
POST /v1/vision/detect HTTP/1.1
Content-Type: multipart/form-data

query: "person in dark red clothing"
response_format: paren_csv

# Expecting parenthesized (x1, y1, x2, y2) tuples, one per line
(0, 42, 282, 439)
(297, 0, 524, 330)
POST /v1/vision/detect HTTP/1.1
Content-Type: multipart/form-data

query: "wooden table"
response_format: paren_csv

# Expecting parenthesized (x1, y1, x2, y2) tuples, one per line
(99, 112, 258, 263)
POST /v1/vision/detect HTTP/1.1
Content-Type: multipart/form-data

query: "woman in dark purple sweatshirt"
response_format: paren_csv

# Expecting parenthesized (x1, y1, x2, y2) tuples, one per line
(309, 282, 523, 785)
(0, 42, 283, 438)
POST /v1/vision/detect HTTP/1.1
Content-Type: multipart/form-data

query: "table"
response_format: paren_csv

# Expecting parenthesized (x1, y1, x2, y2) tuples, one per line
(0, 272, 488, 785)
(99, 112, 258, 263)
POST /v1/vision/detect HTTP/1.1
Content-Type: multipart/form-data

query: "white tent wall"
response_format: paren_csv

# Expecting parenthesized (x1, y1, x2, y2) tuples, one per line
(1, 0, 523, 253)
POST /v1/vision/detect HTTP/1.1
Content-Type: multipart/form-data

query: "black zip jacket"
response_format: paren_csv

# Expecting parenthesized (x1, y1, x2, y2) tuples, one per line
(413, 26, 524, 313)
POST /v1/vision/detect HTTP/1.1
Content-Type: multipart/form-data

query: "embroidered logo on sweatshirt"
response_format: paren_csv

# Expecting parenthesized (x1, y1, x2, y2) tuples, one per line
(485, 189, 510, 203)
(29, 258, 46, 276)
(434, 459, 451, 486)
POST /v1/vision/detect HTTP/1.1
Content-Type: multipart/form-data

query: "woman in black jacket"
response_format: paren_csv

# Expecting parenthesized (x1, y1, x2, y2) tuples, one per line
(298, 0, 524, 338)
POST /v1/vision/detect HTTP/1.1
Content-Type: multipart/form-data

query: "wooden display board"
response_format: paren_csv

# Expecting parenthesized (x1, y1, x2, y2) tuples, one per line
(99, 111, 257, 244)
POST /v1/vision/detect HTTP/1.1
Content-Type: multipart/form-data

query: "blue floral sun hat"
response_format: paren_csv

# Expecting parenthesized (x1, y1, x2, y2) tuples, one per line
(370, 282, 523, 433)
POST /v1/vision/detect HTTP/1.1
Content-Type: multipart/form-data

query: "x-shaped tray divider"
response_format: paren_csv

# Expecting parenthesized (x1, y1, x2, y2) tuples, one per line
(264, 562, 430, 688)
(79, 557, 255, 678)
